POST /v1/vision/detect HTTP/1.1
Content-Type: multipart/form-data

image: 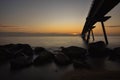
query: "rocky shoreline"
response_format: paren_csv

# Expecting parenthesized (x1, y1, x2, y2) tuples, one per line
(0, 41, 120, 70)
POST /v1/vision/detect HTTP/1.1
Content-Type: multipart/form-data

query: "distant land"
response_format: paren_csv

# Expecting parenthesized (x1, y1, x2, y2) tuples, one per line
(0, 32, 80, 37)
(0, 32, 120, 37)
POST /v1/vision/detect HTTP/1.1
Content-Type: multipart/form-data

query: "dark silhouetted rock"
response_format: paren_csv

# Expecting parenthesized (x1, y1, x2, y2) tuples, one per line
(61, 46, 87, 60)
(0, 50, 8, 64)
(10, 52, 33, 70)
(11, 44, 33, 56)
(54, 53, 71, 65)
(88, 41, 109, 58)
(0, 44, 33, 66)
(0, 45, 14, 63)
(104, 48, 113, 55)
(109, 47, 120, 62)
(73, 59, 91, 69)
(88, 41, 106, 53)
(33, 51, 53, 65)
(3, 44, 15, 50)
(34, 47, 46, 55)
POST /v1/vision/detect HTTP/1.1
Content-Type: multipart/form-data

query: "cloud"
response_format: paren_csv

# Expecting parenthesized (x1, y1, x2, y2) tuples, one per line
(0, 25, 25, 30)
(0, 25, 20, 28)
(0, 32, 76, 36)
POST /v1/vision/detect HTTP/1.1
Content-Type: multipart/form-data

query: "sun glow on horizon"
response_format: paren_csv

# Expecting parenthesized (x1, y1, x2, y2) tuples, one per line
(72, 32, 79, 35)
(0, 0, 120, 36)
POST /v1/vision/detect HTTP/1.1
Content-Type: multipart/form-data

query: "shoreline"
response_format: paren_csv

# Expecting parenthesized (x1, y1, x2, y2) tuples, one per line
(0, 41, 120, 80)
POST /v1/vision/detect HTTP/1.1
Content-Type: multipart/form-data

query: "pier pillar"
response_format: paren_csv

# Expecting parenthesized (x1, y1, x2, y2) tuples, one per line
(91, 30, 95, 41)
(86, 30, 91, 43)
(101, 21, 108, 45)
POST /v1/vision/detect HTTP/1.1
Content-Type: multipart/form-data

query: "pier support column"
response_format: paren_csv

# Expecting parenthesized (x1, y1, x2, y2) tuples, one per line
(81, 33, 86, 40)
(86, 30, 90, 43)
(101, 21, 108, 45)
(91, 30, 95, 41)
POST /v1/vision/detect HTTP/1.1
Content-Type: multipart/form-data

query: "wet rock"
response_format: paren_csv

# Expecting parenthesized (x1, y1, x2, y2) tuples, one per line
(3, 44, 15, 50)
(0, 51, 8, 64)
(0, 44, 34, 66)
(88, 41, 106, 53)
(0, 45, 13, 64)
(33, 50, 53, 65)
(11, 44, 33, 56)
(54, 53, 71, 65)
(10, 52, 33, 70)
(61, 46, 87, 60)
(104, 48, 113, 55)
(34, 47, 46, 55)
(73, 59, 91, 69)
(109, 47, 120, 61)
(88, 41, 109, 58)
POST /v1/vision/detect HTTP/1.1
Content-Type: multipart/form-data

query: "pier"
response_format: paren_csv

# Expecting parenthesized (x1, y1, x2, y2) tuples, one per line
(81, 0, 120, 45)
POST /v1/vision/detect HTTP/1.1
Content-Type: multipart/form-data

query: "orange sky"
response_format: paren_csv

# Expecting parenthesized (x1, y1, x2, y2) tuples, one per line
(93, 23, 120, 35)
(0, 0, 120, 36)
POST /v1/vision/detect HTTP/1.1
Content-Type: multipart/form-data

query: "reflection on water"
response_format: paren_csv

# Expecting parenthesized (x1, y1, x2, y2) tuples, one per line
(0, 36, 120, 48)
(0, 36, 86, 48)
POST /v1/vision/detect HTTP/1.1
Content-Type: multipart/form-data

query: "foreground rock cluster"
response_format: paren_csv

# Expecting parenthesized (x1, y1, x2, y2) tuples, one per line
(0, 41, 120, 70)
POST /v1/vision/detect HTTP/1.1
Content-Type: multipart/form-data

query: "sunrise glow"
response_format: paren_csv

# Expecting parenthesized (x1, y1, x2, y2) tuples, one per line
(0, 0, 120, 36)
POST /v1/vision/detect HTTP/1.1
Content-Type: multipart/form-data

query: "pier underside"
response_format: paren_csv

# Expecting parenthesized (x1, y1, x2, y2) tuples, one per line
(81, 0, 120, 45)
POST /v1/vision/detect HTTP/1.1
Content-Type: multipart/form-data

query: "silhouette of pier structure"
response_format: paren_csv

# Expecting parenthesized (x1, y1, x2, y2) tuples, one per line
(81, 0, 120, 45)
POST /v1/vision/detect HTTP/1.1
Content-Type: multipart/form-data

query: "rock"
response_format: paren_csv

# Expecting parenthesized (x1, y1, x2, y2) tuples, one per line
(34, 47, 46, 55)
(7, 44, 33, 58)
(104, 48, 113, 56)
(73, 59, 91, 69)
(109, 47, 120, 61)
(3, 44, 34, 58)
(88, 41, 109, 58)
(10, 52, 33, 70)
(3, 44, 15, 50)
(0, 44, 33, 69)
(88, 41, 106, 52)
(0, 50, 8, 64)
(114, 47, 120, 54)
(54, 53, 71, 65)
(61, 46, 87, 60)
(13, 44, 33, 56)
(33, 50, 53, 65)
(0, 45, 13, 63)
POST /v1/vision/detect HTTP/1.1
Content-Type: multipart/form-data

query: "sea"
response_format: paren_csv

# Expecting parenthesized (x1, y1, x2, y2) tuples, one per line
(0, 36, 120, 48)
(0, 36, 120, 80)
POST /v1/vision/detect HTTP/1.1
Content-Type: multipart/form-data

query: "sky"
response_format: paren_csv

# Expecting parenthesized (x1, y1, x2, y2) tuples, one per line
(0, 0, 120, 36)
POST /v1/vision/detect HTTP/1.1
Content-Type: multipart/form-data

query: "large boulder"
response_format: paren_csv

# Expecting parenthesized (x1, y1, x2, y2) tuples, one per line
(10, 52, 33, 70)
(10, 44, 33, 56)
(3, 44, 15, 50)
(61, 46, 87, 60)
(109, 47, 120, 62)
(0, 44, 15, 63)
(33, 50, 53, 65)
(54, 53, 71, 66)
(88, 41, 110, 58)
(0, 47, 8, 64)
(0, 44, 33, 66)
(34, 47, 46, 55)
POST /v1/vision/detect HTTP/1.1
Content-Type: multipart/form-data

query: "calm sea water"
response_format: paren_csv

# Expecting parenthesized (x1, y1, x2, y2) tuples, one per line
(0, 36, 120, 80)
(0, 36, 120, 48)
